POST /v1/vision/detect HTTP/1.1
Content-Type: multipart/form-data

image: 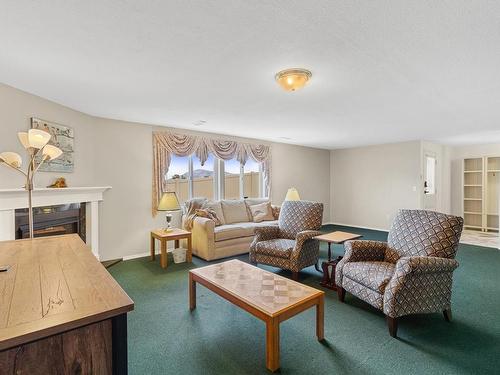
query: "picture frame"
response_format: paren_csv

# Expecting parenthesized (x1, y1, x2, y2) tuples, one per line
(31, 117, 74, 172)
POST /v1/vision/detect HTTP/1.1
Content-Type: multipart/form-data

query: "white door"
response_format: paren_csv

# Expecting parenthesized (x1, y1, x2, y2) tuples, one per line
(423, 154, 437, 210)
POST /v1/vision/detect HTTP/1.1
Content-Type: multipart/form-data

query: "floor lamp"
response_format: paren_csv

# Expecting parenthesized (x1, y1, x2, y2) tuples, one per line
(0, 129, 63, 239)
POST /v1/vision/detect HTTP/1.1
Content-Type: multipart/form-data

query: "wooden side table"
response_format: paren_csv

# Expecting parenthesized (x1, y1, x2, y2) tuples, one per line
(150, 228, 192, 269)
(314, 231, 362, 290)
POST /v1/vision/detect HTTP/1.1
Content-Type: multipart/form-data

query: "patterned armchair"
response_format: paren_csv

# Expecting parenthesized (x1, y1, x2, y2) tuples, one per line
(249, 200, 324, 280)
(335, 209, 463, 337)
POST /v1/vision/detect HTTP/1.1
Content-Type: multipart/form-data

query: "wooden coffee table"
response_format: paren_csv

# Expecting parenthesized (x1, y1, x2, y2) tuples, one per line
(314, 231, 362, 290)
(189, 259, 325, 372)
(150, 228, 192, 269)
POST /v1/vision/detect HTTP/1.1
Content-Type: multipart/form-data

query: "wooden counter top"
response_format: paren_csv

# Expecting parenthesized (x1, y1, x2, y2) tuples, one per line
(0, 234, 134, 351)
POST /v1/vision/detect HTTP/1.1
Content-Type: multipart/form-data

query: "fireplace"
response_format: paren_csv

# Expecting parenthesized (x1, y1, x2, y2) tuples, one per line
(15, 203, 86, 241)
(0, 186, 111, 259)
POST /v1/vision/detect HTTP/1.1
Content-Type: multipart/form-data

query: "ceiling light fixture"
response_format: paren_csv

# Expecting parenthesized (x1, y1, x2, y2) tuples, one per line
(275, 68, 312, 92)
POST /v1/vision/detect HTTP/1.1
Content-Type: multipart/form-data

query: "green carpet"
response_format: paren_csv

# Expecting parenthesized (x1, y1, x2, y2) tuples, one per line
(109, 225, 500, 374)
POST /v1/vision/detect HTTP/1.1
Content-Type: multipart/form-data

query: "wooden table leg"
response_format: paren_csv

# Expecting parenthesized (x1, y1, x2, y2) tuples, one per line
(266, 317, 280, 372)
(150, 235, 155, 261)
(187, 235, 192, 263)
(160, 240, 167, 269)
(189, 273, 196, 311)
(316, 296, 324, 341)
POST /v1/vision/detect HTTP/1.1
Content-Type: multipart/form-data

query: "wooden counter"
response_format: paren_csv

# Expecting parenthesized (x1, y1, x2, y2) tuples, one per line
(0, 234, 134, 374)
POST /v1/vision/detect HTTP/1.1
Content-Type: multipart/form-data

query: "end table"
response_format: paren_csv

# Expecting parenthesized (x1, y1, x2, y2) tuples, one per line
(150, 228, 192, 269)
(314, 231, 362, 290)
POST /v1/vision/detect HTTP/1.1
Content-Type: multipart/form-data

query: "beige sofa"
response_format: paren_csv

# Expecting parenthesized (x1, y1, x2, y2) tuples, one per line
(182, 198, 279, 261)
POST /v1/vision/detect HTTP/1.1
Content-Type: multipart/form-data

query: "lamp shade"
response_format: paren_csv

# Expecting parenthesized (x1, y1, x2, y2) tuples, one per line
(17, 132, 30, 149)
(0, 152, 22, 168)
(158, 192, 180, 211)
(42, 144, 63, 160)
(28, 129, 51, 149)
(285, 187, 300, 201)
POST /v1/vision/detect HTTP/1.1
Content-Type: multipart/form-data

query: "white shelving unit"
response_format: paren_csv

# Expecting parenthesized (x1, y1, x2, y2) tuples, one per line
(463, 156, 499, 232)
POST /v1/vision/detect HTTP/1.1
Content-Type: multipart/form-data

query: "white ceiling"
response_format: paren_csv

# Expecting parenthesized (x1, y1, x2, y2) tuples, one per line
(1, 1, 500, 149)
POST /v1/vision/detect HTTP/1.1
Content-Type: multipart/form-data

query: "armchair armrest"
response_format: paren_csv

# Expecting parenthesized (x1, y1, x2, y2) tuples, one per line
(295, 230, 323, 249)
(250, 226, 281, 258)
(335, 240, 386, 286)
(383, 256, 459, 318)
(343, 240, 387, 262)
(254, 226, 281, 242)
(290, 230, 323, 263)
(395, 256, 459, 275)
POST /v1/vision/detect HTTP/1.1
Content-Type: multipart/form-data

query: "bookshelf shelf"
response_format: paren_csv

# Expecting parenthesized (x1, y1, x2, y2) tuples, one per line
(464, 157, 500, 232)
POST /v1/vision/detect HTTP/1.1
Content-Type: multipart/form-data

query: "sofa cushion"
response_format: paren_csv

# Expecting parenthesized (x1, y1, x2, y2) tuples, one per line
(343, 261, 395, 293)
(202, 201, 226, 225)
(221, 200, 250, 224)
(214, 221, 279, 242)
(255, 239, 296, 259)
(253, 220, 279, 228)
(214, 223, 255, 241)
(249, 202, 274, 223)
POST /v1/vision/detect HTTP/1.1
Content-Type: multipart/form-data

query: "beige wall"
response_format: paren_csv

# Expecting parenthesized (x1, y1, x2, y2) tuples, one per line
(271, 142, 331, 217)
(0, 83, 331, 260)
(0, 84, 98, 189)
(330, 141, 422, 230)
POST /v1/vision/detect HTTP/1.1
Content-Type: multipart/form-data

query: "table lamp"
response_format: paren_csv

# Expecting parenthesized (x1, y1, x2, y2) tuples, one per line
(285, 187, 300, 201)
(158, 192, 180, 232)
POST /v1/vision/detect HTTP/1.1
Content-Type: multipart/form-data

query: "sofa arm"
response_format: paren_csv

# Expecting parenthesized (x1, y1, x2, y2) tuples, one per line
(395, 256, 459, 275)
(190, 217, 216, 261)
(343, 240, 387, 262)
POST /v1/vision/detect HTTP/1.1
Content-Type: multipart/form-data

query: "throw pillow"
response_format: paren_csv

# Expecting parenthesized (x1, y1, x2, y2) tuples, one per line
(249, 202, 274, 223)
(244, 198, 270, 221)
(221, 200, 250, 224)
(271, 205, 281, 220)
(202, 201, 226, 225)
(195, 208, 222, 226)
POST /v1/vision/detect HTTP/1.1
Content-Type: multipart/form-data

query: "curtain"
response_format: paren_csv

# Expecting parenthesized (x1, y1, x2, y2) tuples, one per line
(152, 131, 272, 216)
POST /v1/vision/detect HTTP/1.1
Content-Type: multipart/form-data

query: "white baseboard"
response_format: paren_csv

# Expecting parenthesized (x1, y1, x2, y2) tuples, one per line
(122, 251, 151, 261)
(122, 247, 186, 261)
(323, 222, 389, 233)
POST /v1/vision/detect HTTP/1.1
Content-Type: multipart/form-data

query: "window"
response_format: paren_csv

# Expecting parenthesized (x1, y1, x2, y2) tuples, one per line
(223, 158, 241, 199)
(221, 158, 264, 199)
(192, 154, 215, 199)
(166, 155, 190, 203)
(243, 158, 261, 198)
(166, 154, 265, 202)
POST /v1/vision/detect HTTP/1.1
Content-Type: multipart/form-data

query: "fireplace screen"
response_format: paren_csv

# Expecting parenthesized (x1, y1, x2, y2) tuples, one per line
(15, 203, 86, 241)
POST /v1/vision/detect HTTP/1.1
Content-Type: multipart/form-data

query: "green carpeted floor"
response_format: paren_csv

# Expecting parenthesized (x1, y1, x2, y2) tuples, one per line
(109, 225, 500, 374)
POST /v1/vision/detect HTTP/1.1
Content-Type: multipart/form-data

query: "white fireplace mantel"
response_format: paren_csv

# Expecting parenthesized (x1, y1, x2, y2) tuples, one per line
(0, 186, 111, 259)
